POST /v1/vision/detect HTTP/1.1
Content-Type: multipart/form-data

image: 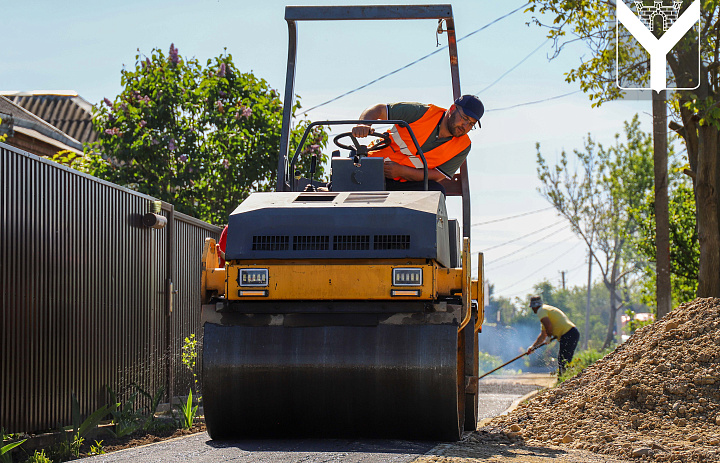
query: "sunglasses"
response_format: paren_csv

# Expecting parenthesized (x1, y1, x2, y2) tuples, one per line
(456, 106, 479, 130)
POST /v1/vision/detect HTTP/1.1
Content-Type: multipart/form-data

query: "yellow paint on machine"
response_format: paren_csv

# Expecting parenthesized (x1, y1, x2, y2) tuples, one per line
(226, 259, 464, 301)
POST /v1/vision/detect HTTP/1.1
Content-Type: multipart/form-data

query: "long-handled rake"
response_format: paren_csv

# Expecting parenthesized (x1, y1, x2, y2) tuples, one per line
(477, 338, 555, 380)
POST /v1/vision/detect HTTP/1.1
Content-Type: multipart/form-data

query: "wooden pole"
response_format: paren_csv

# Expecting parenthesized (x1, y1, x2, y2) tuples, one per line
(653, 89, 672, 318)
(584, 247, 592, 349)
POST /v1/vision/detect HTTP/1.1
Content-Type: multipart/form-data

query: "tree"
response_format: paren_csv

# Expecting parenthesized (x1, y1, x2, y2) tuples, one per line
(525, 0, 720, 296)
(85, 44, 328, 225)
(485, 286, 534, 326)
(634, 175, 700, 305)
(537, 116, 656, 347)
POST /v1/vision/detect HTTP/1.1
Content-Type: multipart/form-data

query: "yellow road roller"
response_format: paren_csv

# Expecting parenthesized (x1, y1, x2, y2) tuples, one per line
(200, 4, 483, 441)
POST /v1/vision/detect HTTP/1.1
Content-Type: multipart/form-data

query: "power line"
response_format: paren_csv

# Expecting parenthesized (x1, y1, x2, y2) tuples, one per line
(491, 258, 588, 300)
(298, 2, 530, 116)
(472, 206, 554, 227)
(482, 219, 566, 252)
(486, 235, 569, 270)
(564, 261, 587, 277)
(485, 223, 570, 265)
(487, 90, 582, 112)
(474, 38, 551, 96)
(494, 242, 582, 293)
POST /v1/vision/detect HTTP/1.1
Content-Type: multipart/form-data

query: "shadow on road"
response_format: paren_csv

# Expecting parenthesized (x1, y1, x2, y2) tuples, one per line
(206, 437, 439, 456)
(419, 430, 576, 462)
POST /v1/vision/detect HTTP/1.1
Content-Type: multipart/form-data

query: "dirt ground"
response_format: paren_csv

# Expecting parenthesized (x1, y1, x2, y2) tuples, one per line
(97, 423, 207, 455)
(416, 430, 632, 462)
(409, 374, 631, 463)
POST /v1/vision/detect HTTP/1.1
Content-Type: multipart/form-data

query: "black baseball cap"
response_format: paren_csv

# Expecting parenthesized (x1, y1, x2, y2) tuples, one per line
(530, 296, 543, 308)
(454, 95, 484, 128)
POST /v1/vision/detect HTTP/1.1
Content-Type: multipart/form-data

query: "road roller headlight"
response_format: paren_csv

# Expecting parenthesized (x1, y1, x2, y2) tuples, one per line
(238, 268, 269, 287)
(392, 268, 422, 286)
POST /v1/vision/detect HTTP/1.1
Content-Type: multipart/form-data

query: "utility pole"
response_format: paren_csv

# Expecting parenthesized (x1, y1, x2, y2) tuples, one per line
(653, 89, 672, 319)
(584, 247, 592, 349)
(561, 271, 566, 290)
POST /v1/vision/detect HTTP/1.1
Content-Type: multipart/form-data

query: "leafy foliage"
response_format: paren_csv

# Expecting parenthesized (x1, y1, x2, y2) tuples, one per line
(537, 116, 658, 347)
(175, 390, 199, 430)
(557, 346, 612, 384)
(524, 0, 720, 297)
(525, 0, 717, 112)
(89, 440, 106, 456)
(84, 44, 328, 225)
(107, 384, 165, 438)
(623, 308, 654, 334)
(23, 449, 52, 463)
(174, 335, 202, 430)
(478, 351, 503, 374)
(1, 429, 26, 463)
(633, 173, 699, 306)
(0, 116, 6, 143)
(47, 393, 111, 461)
(181, 334, 199, 396)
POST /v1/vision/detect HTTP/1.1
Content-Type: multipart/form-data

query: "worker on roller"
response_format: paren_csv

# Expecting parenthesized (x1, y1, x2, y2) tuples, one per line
(527, 295, 580, 376)
(351, 95, 484, 194)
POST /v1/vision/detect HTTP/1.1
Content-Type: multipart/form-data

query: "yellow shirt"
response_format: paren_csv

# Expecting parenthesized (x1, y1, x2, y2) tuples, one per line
(537, 304, 576, 338)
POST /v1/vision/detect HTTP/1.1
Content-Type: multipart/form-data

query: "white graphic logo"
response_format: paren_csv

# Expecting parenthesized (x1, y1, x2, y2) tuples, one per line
(616, 0, 700, 91)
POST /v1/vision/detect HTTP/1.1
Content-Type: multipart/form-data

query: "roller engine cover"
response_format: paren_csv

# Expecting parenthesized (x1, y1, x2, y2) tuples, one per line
(225, 190, 451, 268)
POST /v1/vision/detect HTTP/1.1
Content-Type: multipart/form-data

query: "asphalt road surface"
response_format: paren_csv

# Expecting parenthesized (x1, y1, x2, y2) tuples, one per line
(80, 375, 548, 463)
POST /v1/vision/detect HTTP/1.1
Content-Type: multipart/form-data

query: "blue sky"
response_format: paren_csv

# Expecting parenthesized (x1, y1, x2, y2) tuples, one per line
(2, 0, 656, 303)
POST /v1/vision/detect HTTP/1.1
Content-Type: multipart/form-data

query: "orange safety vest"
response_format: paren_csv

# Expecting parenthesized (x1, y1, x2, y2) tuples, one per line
(368, 105, 471, 175)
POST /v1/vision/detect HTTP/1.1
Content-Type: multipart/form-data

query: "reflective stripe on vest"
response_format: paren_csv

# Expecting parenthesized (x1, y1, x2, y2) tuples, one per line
(369, 105, 470, 173)
(388, 125, 424, 168)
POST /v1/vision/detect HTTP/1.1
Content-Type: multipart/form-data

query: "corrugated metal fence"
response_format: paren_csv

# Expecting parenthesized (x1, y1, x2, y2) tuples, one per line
(0, 143, 222, 433)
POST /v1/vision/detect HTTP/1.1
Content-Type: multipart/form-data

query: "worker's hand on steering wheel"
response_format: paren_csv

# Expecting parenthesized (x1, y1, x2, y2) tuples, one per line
(351, 124, 374, 138)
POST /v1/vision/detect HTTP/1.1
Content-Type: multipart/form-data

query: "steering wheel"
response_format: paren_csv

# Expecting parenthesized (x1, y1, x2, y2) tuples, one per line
(333, 131, 391, 154)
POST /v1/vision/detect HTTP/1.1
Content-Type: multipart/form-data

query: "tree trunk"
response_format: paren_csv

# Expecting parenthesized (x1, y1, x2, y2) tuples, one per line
(584, 247, 592, 349)
(603, 255, 621, 349)
(653, 90, 672, 317)
(696, 124, 720, 297)
(603, 279, 618, 349)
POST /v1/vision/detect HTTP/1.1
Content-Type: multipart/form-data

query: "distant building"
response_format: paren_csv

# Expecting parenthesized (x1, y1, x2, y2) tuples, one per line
(1, 95, 83, 157)
(0, 91, 100, 158)
(1, 90, 97, 145)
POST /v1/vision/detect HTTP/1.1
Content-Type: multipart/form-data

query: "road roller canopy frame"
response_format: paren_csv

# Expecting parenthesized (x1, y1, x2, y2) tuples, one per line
(201, 5, 485, 442)
(276, 4, 472, 239)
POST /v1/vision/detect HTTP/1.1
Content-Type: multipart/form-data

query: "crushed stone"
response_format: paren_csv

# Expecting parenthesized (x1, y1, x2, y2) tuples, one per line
(489, 297, 720, 463)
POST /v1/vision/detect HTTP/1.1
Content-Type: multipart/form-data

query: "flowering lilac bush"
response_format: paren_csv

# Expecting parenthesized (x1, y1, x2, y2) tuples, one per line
(86, 44, 328, 224)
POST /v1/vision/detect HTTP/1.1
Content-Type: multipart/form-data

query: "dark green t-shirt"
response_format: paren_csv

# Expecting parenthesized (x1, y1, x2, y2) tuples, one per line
(387, 102, 471, 178)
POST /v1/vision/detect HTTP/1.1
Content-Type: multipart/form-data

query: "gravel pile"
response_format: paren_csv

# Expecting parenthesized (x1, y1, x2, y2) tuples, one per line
(490, 298, 720, 462)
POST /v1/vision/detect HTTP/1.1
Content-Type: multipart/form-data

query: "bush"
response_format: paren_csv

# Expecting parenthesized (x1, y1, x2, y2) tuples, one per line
(24, 449, 52, 463)
(557, 347, 612, 383)
(478, 351, 502, 374)
(84, 44, 329, 225)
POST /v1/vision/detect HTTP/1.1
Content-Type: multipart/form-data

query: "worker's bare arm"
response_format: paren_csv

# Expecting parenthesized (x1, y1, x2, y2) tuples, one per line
(383, 161, 445, 182)
(352, 104, 388, 137)
(540, 317, 553, 337)
(528, 317, 553, 353)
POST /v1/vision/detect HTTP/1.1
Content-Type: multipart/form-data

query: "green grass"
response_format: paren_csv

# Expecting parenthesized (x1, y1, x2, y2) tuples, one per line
(557, 347, 612, 384)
